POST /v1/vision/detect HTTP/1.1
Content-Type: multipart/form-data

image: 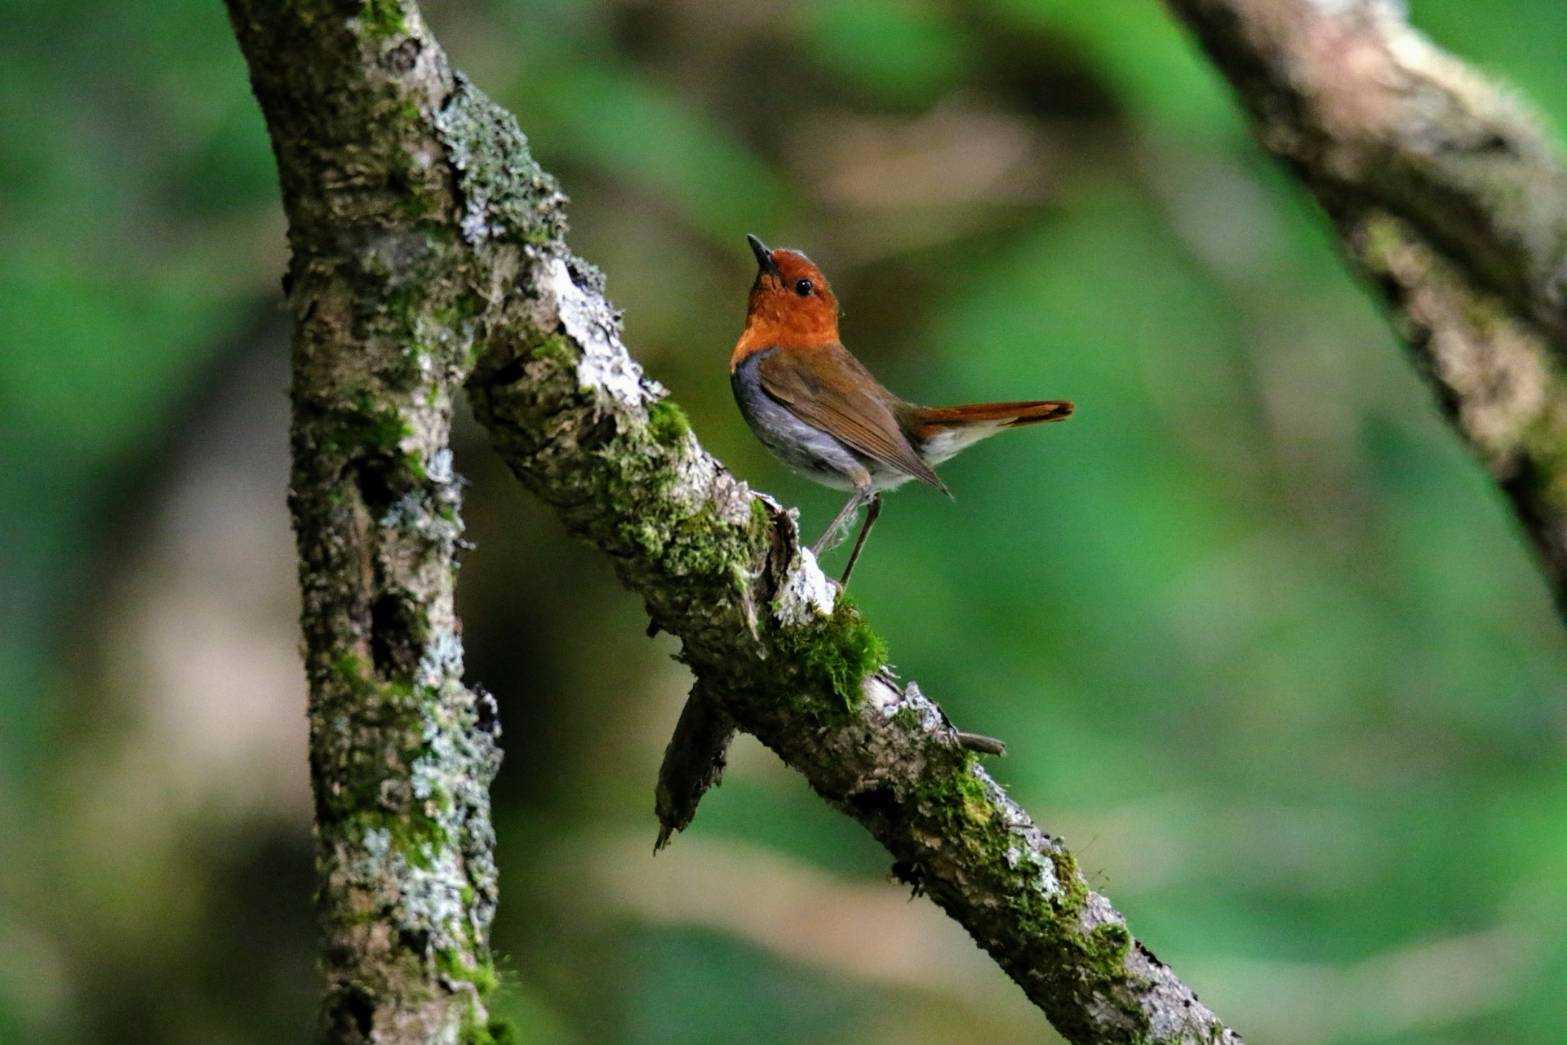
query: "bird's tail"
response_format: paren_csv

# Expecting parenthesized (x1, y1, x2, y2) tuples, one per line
(905, 399, 1073, 465)
(910, 399, 1073, 437)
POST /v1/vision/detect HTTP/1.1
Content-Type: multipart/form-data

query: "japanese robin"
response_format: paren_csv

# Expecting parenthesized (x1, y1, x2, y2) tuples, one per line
(732, 234, 1073, 585)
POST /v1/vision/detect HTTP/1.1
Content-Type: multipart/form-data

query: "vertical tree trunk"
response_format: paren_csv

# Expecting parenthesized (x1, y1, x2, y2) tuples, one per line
(225, 4, 505, 1038)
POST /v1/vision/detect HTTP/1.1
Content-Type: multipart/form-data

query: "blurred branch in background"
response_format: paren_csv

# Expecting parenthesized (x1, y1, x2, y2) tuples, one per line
(227, 0, 1238, 1040)
(1165, 0, 1567, 617)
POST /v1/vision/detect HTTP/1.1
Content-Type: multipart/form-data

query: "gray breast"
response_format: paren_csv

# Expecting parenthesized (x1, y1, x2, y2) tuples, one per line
(731, 350, 867, 491)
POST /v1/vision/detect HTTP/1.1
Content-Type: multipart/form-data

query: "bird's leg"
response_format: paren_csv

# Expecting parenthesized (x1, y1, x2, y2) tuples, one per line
(838, 493, 882, 586)
(812, 487, 871, 557)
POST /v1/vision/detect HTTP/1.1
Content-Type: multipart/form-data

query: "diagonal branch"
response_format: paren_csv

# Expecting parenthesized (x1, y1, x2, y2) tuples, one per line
(1163, 0, 1567, 617)
(466, 166, 1235, 1045)
(230, 0, 1238, 1040)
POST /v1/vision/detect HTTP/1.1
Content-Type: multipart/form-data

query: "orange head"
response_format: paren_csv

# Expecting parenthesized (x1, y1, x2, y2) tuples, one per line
(731, 234, 841, 370)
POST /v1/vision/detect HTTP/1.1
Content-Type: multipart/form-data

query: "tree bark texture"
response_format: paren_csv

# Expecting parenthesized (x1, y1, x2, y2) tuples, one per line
(224, 2, 510, 1040)
(228, 1, 1238, 1040)
(1164, 0, 1567, 617)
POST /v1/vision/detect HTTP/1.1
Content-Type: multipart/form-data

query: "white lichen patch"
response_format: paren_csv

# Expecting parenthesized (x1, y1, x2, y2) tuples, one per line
(1026, 845, 1063, 898)
(417, 631, 464, 689)
(993, 817, 1065, 900)
(426, 447, 454, 484)
(534, 256, 650, 407)
(863, 671, 902, 714)
(890, 680, 946, 731)
(773, 549, 836, 626)
(667, 446, 741, 522)
(362, 826, 393, 862)
(396, 848, 471, 953)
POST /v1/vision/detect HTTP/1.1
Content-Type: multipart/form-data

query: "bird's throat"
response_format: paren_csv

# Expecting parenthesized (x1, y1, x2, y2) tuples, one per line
(731, 311, 839, 371)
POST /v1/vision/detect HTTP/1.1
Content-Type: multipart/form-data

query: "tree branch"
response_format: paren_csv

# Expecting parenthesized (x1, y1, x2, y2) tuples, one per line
(230, 1, 1238, 1040)
(465, 179, 1234, 1045)
(1163, 0, 1567, 616)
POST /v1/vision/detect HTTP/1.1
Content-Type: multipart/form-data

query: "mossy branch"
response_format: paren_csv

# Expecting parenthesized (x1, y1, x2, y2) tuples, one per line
(229, 0, 1237, 1040)
(1164, 0, 1567, 617)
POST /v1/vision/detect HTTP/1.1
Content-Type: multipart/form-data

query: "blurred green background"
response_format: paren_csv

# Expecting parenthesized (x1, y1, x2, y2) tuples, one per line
(4, 0, 1567, 1041)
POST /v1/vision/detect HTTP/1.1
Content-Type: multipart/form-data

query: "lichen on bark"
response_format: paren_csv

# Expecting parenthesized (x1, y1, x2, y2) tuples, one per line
(227, 0, 505, 1038)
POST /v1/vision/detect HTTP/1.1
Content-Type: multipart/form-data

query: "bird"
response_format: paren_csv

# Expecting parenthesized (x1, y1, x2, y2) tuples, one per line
(731, 234, 1073, 586)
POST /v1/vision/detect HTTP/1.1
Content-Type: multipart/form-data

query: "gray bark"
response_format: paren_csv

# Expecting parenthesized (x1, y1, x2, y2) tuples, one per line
(1164, 0, 1567, 617)
(224, 2, 512, 1040)
(228, 0, 1237, 1040)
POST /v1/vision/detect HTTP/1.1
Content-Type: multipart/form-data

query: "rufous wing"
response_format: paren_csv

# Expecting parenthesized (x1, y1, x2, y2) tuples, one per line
(757, 343, 945, 490)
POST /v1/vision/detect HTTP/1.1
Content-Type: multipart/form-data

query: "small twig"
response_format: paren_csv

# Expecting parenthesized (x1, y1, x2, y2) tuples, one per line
(956, 731, 1008, 757)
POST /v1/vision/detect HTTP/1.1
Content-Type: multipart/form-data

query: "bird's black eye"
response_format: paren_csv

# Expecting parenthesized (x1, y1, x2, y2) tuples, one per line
(794, 278, 813, 297)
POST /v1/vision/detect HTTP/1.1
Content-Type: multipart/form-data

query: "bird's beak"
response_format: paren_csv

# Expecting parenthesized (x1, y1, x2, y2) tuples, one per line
(747, 233, 780, 278)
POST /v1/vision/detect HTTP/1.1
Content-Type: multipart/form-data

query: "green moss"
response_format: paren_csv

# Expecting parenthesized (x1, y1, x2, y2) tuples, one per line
(319, 659, 457, 868)
(332, 653, 370, 686)
(1090, 921, 1131, 961)
(438, 949, 499, 995)
(393, 168, 444, 223)
(461, 1014, 520, 1045)
(904, 758, 1152, 1036)
(324, 655, 422, 724)
(1458, 290, 1511, 335)
(359, 0, 405, 37)
(908, 758, 1003, 854)
(529, 334, 577, 367)
(1356, 212, 1405, 271)
(774, 596, 887, 713)
(898, 740, 1153, 1025)
(951, 765, 993, 825)
(574, 400, 766, 587)
(355, 809, 451, 869)
(808, 597, 886, 709)
(379, 285, 421, 334)
(749, 497, 772, 533)
(319, 392, 412, 457)
(655, 504, 761, 580)
(1047, 846, 1085, 908)
(440, 949, 518, 1045)
(434, 293, 485, 333)
(1522, 411, 1567, 511)
(647, 399, 692, 445)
